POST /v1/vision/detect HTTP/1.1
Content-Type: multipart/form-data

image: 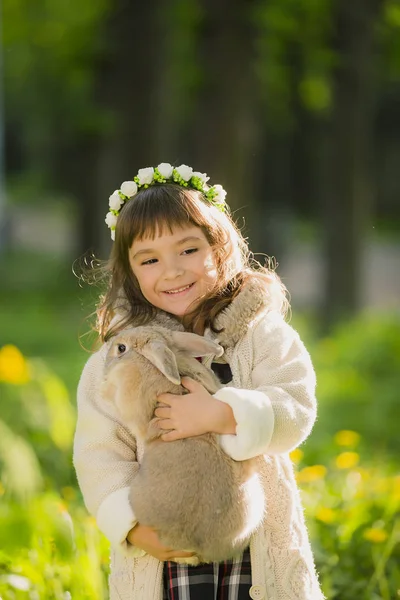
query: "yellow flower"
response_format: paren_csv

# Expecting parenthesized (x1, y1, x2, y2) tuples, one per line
(290, 449, 304, 464)
(363, 528, 388, 543)
(335, 452, 360, 469)
(0, 345, 30, 385)
(0, 481, 4, 496)
(334, 430, 360, 447)
(57, 501, 68, 513)
(316, 507, 336, 524)
(392, 475, 400, 502)
(296, 465, 327, 483)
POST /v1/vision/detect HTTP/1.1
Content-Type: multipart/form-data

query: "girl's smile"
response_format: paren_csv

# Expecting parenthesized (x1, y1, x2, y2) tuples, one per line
(129, 225, 217, 317)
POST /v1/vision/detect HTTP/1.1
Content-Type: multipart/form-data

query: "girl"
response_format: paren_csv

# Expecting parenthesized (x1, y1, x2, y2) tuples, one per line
(73, 163, 325, 600)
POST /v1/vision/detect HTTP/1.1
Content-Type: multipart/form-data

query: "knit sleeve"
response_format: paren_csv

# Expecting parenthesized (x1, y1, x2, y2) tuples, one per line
(214, 313, 317, 460)
(73, 346, 145, 557)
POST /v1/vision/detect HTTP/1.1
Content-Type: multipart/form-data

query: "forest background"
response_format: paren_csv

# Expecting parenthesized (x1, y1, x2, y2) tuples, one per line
(0, 1, 399, 598)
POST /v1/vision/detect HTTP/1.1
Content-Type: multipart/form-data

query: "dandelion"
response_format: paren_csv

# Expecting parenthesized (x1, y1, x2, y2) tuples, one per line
(363, 527, 388, 543)
(334, 430, 361, 447)
(392, 475, 400, 502)
(335, 452, 360, 469)
(290, 448, 304, 464)
(296, 465, 327, 483)
(316, 507, 336, 524)
(0, 344, 30, 385)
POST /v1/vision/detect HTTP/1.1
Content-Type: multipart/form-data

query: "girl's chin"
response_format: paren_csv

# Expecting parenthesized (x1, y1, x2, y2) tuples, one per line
(162, 299, 201, 318)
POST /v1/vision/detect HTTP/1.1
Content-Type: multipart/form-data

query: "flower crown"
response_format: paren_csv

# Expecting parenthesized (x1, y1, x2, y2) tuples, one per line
(105, 162, 228, 240)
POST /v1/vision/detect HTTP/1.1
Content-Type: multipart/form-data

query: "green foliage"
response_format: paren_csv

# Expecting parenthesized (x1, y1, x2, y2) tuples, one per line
(0, 251, 91, 387)
(379, 0, 400, 80)
(253, 0, 335, 128)
(3, 0, 112, 181)
(0, 493, 109, 599)
(0, 348, 76, 495)
(308, 313, 400, 458)
(294, 446, 400, 600)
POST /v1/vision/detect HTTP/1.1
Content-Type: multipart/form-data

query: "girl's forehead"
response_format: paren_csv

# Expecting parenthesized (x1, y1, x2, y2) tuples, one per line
(131, 224, 206, 248)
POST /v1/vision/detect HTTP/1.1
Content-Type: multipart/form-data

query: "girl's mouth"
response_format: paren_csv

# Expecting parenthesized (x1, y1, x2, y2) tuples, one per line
(163, 283, 195, 295)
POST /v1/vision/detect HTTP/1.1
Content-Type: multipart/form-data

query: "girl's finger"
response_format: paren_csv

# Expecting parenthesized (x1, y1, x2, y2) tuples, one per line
(157, 419, 174, 430)
(167, 551, 197, 558)
(154, 407, 170, 418)
(180, 376, 199, 391)
(157, 393, 176, 405)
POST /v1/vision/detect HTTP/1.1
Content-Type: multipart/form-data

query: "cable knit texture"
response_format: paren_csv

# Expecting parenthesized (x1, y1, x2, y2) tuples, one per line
(74, 280, 325, 599)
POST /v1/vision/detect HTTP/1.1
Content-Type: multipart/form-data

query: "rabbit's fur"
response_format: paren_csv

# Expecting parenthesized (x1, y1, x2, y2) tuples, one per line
(102, 325, 265, 564)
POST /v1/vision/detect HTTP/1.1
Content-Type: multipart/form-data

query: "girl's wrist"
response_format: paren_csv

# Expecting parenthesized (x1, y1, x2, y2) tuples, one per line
(212, 399, 237, 435)
(127, 523, 139, 545)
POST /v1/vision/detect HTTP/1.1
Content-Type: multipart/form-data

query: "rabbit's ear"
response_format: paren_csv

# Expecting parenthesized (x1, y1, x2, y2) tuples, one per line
(141, 341, 181, 385)
(170, 332, 224, 358)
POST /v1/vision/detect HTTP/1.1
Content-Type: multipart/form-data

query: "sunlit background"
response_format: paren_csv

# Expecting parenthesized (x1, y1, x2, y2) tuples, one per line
(0, 1, 399, 598)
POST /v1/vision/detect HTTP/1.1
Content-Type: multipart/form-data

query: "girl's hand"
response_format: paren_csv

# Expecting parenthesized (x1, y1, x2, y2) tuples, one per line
(155, 377, 237, 441)
(127, 523, 196, 561)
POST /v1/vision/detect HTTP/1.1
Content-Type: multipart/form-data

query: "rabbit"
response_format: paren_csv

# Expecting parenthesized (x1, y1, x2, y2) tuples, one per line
(101, 325, 265, 564)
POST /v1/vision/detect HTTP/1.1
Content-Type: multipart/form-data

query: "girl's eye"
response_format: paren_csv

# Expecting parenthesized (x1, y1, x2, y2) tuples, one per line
(117, 344, 126, 354)
(142, 258, 158, 266)
(182, 248, 198, 255)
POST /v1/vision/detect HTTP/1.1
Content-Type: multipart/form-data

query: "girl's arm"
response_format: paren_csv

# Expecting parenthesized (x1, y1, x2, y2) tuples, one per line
(214, 312, 317, 461)
(73, 345, 145, 556)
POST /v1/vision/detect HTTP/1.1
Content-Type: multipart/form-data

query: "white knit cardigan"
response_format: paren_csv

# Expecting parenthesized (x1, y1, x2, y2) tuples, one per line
(73, 282, 325, 600)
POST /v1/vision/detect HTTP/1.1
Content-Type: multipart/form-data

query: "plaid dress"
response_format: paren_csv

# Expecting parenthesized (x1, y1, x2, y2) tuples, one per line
(163, 547, 252, 600)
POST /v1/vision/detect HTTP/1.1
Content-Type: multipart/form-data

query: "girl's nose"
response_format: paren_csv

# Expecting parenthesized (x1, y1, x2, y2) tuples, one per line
(163, 260, 184, 279)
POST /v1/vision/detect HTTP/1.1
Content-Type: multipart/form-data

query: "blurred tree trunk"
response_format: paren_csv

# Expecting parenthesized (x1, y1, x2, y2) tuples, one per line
(69, 0, 164, 256)
(320, 0, 382, 329)
(187, 0, 262, 228)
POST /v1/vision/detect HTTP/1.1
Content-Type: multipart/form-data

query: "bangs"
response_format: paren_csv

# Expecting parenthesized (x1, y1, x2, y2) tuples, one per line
(118, 184, 211, 244)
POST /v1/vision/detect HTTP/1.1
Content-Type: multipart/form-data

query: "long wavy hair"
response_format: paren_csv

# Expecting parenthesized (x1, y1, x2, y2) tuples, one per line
(86, 184, 289, 342)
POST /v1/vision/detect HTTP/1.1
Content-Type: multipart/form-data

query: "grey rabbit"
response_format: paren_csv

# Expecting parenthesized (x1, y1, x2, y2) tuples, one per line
(101, 325, 265, 564)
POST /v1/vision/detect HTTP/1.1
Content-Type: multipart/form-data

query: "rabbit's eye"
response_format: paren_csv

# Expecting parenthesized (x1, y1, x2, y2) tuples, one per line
(117, 344, 126, 354)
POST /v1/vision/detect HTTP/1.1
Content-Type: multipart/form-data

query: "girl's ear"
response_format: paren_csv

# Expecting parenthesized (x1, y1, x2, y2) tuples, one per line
(141, 341, 181, 385)
(170, 331, 223, 358)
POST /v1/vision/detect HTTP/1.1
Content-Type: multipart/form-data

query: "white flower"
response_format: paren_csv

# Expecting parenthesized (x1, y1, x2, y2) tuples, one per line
(176, 164, 193, 182)
(157, 162, 174, 179)
(5, 575, 31, 591)
(109, 190, 123, 211)
(137, 167, 154, 185)
(120, 180, 138, 197)
(105, 211, 118, 228)
(213, 184, 227, 203)
(111, 229, 116, 241)
(192, 171, 210, 184)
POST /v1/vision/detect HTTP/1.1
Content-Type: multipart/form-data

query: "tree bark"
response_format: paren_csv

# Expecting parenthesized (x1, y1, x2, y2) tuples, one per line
(320, 0, 382, 329)
(186, 0, 262, 223)
(64, 0, 166, 257)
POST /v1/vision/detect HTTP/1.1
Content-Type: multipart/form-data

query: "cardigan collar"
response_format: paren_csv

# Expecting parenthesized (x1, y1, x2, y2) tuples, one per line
(207, 278, 280, 350)
(112, 278, 280, 348)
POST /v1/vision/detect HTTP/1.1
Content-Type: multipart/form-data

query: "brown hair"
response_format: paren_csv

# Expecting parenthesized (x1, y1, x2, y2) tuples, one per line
(88, 184, 289, 342)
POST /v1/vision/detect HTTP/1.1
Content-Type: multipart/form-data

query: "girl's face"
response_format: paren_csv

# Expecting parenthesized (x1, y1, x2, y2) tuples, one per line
(129, 225, 218, 317)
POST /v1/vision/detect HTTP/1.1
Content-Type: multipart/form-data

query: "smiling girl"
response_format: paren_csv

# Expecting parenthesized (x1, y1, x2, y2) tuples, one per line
(74, 163, 324, 600)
